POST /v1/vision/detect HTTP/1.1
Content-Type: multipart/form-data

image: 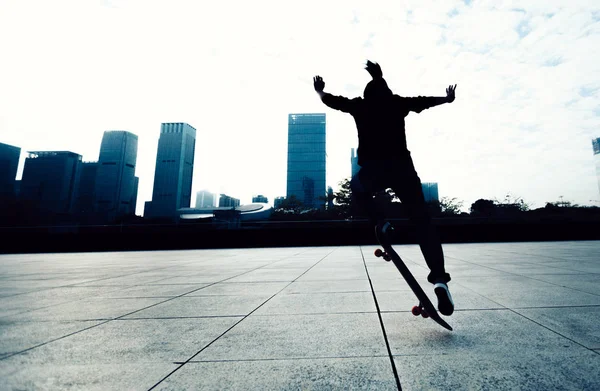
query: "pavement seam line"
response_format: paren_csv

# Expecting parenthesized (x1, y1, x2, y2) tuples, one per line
(444, 254, 600, 297)
(484, 245, 598, 263)
(0, 250, 310, 361)
(177, 354, 391, 363)
(452, 282, 599, 354)
(508, 308, 600, 354)
(360, 246, 402, 391)
(147, 248, 338, 390)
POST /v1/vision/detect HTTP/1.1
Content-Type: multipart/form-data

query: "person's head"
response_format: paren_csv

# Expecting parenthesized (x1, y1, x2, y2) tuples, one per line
(363, 78, 393, 100)
(363, 60, 393, 100)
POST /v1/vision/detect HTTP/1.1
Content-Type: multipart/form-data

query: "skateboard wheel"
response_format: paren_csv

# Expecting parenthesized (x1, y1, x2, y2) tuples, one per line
(374, 249, 383, 257)
(411, 306, 421, 316)
(421, 310, 429, 318)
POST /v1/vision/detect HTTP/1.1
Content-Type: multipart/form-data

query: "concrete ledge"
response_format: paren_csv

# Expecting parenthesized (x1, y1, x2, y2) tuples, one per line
(1, 220, 599, 253)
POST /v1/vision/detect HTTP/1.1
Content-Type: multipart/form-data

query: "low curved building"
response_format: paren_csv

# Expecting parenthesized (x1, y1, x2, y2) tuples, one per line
(177, 202, 273, 221)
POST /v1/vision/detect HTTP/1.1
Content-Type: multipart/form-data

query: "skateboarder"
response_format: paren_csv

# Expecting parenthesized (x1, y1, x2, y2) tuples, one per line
(313, 61, 456, 316)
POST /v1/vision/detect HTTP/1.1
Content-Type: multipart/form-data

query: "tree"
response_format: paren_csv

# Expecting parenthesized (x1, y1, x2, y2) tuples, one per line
(437, 197, 464, 216)
(275, 195, 303, 211)
(546, 196, 579, 209)
(470, 199, 496, 216)
(495, 193, 531, 212)
(333, 178, 352, 207)
(325, 178, 351, 218)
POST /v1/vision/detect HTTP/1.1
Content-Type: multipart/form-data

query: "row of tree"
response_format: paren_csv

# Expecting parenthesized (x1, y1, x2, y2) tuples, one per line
(271, 178, 600, 221)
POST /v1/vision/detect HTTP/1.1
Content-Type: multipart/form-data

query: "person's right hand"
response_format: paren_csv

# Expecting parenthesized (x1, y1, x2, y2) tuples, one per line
(313, 76, 325, 92)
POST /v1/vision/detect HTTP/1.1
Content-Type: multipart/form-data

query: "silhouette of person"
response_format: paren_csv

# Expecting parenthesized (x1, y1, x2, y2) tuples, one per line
(313, 61, 456, 316)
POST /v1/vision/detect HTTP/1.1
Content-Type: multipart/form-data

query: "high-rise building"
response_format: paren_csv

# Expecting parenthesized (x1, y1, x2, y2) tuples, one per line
(593, 138, 600, 195)
(219, 194, 240, 208)
(0, 142, 21, 201)
(195, 190, 215, 208)
(252, 195, 268, 203)
(95, 131, 138, 222)
(351, 148, 360, 178)
(75, 161, 99, 219)
(146, 123, 196, 219)
(286, 113, 326, 209)
(20, 151, 82, 217)
(421, 182, 439, 203)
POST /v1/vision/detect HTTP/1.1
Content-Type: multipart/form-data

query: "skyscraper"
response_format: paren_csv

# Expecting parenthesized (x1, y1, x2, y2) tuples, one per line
(95, 131, 138, 222)
(351, 148, 360, 178)
(20, 151, 82, 217)
(146, 123, 196, 218)
(421, 183, 440, 203)
(0, 142, 21, 201)
(196, 190, 215, 208)
(593, 137, 600, 195)
(286, 113, 326, 209)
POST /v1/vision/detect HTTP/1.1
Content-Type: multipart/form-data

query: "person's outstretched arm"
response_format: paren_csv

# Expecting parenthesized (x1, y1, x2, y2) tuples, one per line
(403, 84, 457, 113)
(314, 75, 357, 113)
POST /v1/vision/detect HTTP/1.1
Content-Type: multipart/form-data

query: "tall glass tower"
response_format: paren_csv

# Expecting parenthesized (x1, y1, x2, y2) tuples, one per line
(95, 131, 138, 222)
(421, 182, 439, 203)
(146, 123, 196, 218)
(286, 113, 326, 209)
(351, 148, 360, 178)
(593, 137, 600, 195)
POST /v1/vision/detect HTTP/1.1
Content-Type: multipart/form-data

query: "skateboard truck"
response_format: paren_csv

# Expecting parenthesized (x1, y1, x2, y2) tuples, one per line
(373, 248, 391, 262)
(411, 303, 429, 318)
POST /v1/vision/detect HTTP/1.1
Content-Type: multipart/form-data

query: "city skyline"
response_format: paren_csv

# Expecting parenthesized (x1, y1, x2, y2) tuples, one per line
(2, 126, 599, 215)
(1, 1, 599, 213)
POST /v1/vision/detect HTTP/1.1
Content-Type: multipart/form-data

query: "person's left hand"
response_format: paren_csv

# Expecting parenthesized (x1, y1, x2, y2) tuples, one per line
(446, 84, 457, 102)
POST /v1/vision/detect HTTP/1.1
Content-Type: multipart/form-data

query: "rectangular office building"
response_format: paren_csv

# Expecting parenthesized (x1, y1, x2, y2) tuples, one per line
(286, 113, 326, 209)
(95, 131, 138, 222)
(146, 123, 196, 218)
(20, 151, 82, 217)
(196, 190, 215, 208)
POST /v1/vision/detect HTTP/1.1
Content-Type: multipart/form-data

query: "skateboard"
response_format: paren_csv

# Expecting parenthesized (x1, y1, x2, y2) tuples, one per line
(374, 241, 453, 331)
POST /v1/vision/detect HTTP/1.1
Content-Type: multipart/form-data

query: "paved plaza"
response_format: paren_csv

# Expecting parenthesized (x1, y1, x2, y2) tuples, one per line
(0, 241, 599, 390)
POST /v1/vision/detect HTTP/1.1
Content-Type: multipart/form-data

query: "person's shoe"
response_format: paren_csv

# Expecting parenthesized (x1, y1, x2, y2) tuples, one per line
(375, 221, 394, 245)
(434, 282, 454, 316)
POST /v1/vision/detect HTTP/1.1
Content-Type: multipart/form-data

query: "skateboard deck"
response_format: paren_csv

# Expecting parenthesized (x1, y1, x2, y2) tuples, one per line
(374, 241, 453, 331)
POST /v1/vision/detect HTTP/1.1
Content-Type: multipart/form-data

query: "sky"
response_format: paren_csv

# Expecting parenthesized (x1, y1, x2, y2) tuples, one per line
(1, 0, 599, 214)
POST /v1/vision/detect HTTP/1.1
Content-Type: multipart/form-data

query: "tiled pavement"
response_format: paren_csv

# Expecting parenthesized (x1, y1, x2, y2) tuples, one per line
(0, 241, 599, 390)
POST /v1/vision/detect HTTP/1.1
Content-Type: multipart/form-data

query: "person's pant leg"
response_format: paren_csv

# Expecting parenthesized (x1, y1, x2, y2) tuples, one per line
(350, 162, 386, 226)
(390, 163, 450, 284)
